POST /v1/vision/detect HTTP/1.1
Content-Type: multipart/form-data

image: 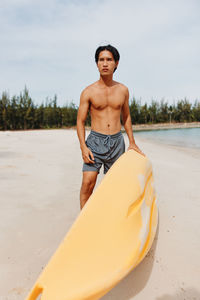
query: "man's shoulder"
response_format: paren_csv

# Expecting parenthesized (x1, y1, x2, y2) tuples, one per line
(114, 81, 129, 93)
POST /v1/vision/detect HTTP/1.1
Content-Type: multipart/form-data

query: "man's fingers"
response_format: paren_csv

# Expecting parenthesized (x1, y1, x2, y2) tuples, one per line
(136, 149, 145, 157)
(128, 146, 145, 157)
(139, 151, 145, 157)
(89, 150, 95, 162)
(134, 147, 144, 155)
(83, 155, 93, 164)
(82, 147, 95, 164)
(83, 152, 95, 163)
(87, 155, 94, 163)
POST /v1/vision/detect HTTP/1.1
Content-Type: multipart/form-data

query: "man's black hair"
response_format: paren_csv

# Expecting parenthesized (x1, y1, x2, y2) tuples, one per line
(95, 44, 120, 73)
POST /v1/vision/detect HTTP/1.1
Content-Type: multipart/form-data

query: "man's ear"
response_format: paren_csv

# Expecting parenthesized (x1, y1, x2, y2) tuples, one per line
(115, 61, 119, 69)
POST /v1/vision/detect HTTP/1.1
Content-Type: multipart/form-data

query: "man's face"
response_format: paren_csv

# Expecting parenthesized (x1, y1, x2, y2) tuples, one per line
(97, 50, 118, 75)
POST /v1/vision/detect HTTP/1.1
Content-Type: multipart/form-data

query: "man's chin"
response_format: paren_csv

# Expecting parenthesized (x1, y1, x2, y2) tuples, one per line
(100, 72, 113, 76)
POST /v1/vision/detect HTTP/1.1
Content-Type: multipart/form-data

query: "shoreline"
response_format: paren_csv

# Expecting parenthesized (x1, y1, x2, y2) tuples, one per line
(135, 135, 200, 159)
(131, 121, 200, 131)
(1, 121, 200, 133)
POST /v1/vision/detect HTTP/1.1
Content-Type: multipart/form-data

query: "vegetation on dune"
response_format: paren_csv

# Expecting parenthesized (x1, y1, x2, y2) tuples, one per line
(0, 87, 200, 130)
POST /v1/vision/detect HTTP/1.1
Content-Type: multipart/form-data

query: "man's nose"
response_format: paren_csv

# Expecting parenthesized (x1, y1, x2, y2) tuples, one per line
(103, 60, 108, 66)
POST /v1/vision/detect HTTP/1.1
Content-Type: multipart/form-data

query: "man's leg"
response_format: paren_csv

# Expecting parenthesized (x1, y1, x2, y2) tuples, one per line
(80, 171, 98, 209)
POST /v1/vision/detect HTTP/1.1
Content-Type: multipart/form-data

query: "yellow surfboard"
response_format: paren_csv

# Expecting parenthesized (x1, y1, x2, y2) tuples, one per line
(26, 150, 158, 300)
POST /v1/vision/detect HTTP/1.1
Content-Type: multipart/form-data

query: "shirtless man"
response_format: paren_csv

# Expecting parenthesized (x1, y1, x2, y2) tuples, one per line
(77, 44, 144, 209)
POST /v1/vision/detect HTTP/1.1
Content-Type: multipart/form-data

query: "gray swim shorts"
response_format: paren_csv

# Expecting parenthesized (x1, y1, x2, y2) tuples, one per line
(82, 130, 125, 174)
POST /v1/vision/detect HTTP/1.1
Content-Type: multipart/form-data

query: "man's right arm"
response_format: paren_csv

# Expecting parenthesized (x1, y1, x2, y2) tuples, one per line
(77, 89, 95, 164)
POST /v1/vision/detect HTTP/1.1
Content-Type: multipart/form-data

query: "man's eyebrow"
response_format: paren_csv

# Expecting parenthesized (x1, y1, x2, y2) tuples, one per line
(99, 57, 113, 60)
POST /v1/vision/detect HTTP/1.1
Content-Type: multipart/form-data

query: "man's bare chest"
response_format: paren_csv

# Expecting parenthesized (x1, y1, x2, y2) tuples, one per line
(90, 90, 125, 111)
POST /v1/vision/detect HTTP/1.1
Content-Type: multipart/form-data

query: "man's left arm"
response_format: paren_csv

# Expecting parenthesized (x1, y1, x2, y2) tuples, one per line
(122, 87, 145, 156)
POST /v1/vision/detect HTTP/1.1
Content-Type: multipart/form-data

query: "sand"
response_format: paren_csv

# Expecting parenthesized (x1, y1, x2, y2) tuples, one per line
(0, 129, 200, 300)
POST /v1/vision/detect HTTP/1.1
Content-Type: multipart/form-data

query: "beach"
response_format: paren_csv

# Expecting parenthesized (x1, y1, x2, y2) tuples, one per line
(0, 129, 200, 300)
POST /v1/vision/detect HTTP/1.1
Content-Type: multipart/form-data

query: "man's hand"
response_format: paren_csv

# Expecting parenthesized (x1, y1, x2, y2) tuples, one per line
(81, 146, 95, 164)
(128, 143, 145, 157)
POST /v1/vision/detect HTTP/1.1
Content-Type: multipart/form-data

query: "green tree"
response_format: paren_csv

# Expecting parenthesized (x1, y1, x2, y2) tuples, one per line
(0, 92, 10, 130)
(129, 97, 140, 124)
(174, 99, 193, 122)
(18, 86, 35, 129)
(62, 102, 78, 126)
(139, 103, 149, 124)
(149, 100, 159, 123)
(157, 100, 169, 123)
(192, 100, 200, 121)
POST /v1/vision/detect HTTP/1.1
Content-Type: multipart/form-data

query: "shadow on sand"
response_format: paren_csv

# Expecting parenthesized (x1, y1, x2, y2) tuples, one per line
(102, 219, 160, 300)
(156, 287, 200, 300)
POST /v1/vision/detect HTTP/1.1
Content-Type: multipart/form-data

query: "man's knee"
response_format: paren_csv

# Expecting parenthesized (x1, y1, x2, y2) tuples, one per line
(81, 172, 97, 194)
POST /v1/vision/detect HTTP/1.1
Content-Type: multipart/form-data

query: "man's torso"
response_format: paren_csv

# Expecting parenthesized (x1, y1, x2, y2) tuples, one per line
(86, 81, 127, 135)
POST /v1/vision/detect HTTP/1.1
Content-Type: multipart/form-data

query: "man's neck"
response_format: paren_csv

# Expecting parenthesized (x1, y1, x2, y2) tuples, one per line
(99, 75, 114, 87)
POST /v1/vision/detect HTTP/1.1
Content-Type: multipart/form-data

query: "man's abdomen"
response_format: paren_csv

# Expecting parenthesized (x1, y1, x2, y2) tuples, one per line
(90, 107, 122, 135)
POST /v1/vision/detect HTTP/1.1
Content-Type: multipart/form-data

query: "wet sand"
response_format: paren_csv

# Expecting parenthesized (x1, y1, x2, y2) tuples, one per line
(0, 129, 200, 300)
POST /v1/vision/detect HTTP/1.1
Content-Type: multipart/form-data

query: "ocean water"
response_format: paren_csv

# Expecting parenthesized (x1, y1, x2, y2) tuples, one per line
(134, 127, 200, 149)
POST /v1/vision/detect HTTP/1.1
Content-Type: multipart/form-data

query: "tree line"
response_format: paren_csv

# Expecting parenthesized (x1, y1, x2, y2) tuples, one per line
(0, 87, 200, 130)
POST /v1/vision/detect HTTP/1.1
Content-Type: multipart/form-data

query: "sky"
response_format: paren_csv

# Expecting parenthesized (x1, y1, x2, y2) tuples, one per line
(0, 0, 200, 106)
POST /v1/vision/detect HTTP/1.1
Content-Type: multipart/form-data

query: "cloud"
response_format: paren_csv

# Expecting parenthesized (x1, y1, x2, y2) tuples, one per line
(0, 0, 200, 105)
